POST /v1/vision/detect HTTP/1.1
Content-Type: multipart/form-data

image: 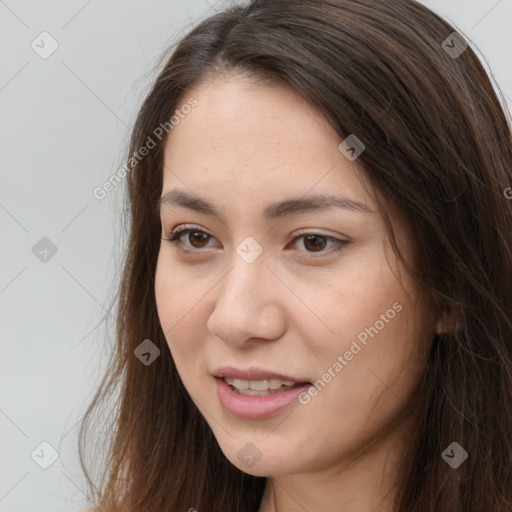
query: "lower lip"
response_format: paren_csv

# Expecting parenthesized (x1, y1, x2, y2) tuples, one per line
(215, 377, 312, 420)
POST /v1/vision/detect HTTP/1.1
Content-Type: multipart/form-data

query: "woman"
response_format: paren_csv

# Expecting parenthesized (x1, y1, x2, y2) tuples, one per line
(78, 1, 512, 511)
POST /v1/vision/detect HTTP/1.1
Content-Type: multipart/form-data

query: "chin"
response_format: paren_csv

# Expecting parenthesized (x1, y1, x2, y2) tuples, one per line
(214, 434, 308, 477)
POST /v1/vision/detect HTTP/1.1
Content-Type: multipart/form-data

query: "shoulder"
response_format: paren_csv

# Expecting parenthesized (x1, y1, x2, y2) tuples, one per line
(77, 508, 124, 512)
(76, 507, 127, 512)
(76, 508, 121, 512)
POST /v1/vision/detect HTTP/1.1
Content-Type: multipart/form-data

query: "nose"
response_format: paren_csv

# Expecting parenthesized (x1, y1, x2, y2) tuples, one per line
(206, 253, 287, 348)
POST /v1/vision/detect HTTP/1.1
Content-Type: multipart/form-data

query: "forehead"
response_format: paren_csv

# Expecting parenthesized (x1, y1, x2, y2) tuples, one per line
(161, 74, 374, 211)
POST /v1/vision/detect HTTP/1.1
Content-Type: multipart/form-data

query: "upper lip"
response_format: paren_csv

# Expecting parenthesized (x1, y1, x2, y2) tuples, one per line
(213, 366, 311, 383)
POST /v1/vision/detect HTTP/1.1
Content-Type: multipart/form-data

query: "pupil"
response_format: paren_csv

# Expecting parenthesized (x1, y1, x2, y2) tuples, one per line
(190, 232, 209, 247)
(305, 235, 325, 252)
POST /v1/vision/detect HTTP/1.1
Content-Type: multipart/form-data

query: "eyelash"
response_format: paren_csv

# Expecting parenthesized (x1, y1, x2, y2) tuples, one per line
(162, 225, 349, 257)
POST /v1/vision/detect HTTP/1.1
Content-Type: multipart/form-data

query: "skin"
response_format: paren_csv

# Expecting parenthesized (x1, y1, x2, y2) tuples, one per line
(154, 73, 439, 512)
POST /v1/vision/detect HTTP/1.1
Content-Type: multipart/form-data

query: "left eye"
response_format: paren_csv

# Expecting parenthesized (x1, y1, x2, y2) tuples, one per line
(163, 228, 348, 255)
(295, 233, 345, 253)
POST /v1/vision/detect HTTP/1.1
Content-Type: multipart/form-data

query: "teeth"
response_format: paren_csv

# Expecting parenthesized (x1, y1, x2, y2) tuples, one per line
(224, 377, 297, 391)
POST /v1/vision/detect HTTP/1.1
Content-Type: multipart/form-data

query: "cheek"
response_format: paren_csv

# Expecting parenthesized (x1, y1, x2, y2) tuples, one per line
(312, 279, 431, 418)
(294, 252, 406, 354)
(154, 254, 208, 358)
(297, 250, 431, 403)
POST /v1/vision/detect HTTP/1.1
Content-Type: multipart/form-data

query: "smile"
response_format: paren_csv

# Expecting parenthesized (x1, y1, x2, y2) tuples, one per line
(215, 377, 313, 419)
(224, 376, 302, 395)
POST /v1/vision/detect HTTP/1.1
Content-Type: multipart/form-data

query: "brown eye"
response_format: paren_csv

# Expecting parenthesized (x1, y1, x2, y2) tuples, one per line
(290, 232, 349, 256)
(163, 227, 216, 250)
(302, 234, 327, 252)
(187, 231, 210, 248)
(164, 227, 348, 257)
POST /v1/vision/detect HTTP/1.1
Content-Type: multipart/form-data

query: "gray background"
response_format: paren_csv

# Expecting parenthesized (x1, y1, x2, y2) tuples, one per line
(1, 1, 511, 510)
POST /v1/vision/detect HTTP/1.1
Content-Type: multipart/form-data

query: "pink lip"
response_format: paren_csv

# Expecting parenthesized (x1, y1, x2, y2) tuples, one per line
(213, 365, 310, 383)
(215, 377, 313, 420)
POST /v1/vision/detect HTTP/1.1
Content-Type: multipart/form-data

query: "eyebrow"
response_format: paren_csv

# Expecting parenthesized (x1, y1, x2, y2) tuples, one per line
(158, 189, 373, 220)
(157, 189, 375, 220)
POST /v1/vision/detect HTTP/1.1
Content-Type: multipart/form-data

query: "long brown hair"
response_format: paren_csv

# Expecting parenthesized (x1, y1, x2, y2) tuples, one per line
(78, 1, 512, 510)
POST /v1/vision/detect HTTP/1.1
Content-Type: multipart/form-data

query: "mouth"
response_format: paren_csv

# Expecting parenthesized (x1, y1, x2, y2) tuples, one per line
(213, 366, 312, 395)
(221, 376, 310, 396)
(213, 366, 313, 419)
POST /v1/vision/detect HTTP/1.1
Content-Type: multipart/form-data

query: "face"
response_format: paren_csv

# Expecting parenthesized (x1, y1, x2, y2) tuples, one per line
(155, 73, 436, 477)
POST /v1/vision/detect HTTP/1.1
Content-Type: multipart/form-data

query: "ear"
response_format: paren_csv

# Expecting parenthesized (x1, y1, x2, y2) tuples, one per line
(434, 304, 462, 334)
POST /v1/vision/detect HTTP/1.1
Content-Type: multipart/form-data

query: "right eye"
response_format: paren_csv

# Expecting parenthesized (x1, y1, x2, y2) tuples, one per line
(162, 226, 219, 252)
